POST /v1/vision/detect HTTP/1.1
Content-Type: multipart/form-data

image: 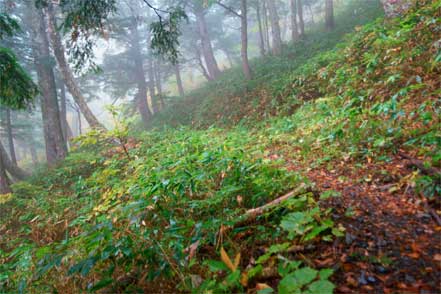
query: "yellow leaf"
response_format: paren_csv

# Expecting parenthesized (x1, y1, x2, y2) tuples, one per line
(256, 283, 272, 290)
(234, 253, 241, 270)
(240, 271, 248, 287)
(220, 247, 236, 272)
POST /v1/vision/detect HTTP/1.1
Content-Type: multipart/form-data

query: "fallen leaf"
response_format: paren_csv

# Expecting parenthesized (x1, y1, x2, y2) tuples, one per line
(315, 258, 334, 267)
(397, 282, 408, 289)
(234, 253, 241, 269)
(187, 240, 200, 260)
(406, 252, 420, 259)
(256, 283, 272, 290)
(434, 254, 441, 262)
(347, 276, 358, 287)
(220, 247, 237, 272)
(240, 272, 248, 287)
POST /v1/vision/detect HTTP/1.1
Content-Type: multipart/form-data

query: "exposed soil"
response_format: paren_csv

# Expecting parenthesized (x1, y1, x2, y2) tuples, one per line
(286, 153, 441, 293)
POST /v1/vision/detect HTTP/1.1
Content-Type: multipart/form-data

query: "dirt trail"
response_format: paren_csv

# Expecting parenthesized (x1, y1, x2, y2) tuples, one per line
(287, 155, 441, 293)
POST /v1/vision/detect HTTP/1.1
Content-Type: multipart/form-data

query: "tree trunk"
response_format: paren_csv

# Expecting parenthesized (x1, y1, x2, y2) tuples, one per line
(129, 17, 152, 127)
(196, 46, 213, 81)
(0, 148, 11, 194)
(146, 56, 157, 114)
(58, 80, 72, 145)
(267, 0, 282, 55)
(297, 0, 305, 37)
(175, 63, 185, 97)
(0, 141, 28, 180)
(5, 109, 17, 165)
(34, 9, 67, 166)
(240, 0, 252, 79)
(194, 5, 221, 79)
(66, 122, 74, 139)
(307, 3, 315, 24)
(262, 0, 271, 53)
(77, 108, 82, 135)
(153, 60, 162, 112)
(255, 2, 266, 56)
(290, 0, 300, 42)
(325, 0, 335, 30)
(29, 143, 38, 166)
(45, 4, 105, 130)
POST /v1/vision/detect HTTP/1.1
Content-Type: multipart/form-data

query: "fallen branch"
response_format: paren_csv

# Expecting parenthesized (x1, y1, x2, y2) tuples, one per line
(234, 184, 310, 228)
(398, 152, 441, 176)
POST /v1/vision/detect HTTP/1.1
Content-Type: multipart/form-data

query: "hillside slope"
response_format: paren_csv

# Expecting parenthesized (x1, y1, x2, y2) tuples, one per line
(1, 1, 440, 293)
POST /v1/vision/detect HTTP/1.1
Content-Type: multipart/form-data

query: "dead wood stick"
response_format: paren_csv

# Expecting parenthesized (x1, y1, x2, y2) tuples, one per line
(398, 152, 441, 176)
(233, 184, 310, 228)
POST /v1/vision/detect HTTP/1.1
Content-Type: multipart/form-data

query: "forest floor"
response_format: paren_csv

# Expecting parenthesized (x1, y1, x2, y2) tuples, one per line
(283, 150, 441, 293)
(2, 2, 440, 293)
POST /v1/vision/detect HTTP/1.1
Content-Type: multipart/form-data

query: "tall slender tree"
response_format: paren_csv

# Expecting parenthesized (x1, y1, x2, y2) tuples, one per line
(216, 0, 252, 79)
(325, 0, 335, 30)
(290, 0, 300, 41)
(153, 59, 163, 112)
(267, 0, 282, 55)
(193, 3, 221, 79)
(255, 1, 266, 56)
(45, 3, 105, 130)
(240, 0, 252, 79)
(57, 79, 73, 145)
(147, 55, 157, 113)
(175, 63, 185, 97)
(32, 8, 67, 165)
(4, 109, 17, 165)
(297, 0, 305, 37)
(128, 16, 153, 126)
(0, 146, 11, 194)
(262, 0, 271, 51)
(195, 45, 213, 81)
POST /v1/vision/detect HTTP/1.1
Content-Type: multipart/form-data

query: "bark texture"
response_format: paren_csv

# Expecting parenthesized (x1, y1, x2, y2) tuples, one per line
(194, 4, 221, 79)
(45, 4, 105, 130)
(195, 46, 213, 81)
(58, 80, 71, 144)
(297, 0, 305, 37)
(153, 60, 162, 112)
(175, 63, 185, 97)
(262, 1, 271, 52)
(129, 17, 152, 127)
(325, 0, 335, 30)
(267, 0, 282, 55)
(0, 144, 11, 194)
(34, 9, 67, 165)
(290, 0, 299, 41)
(5, 109, 17, 165)
(0, 141, 29, 180)
(255, 2, 266, 56)
(147, 56, 157, 114)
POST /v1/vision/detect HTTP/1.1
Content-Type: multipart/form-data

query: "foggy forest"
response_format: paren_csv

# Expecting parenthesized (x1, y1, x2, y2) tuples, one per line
(0, 0, 440, 293)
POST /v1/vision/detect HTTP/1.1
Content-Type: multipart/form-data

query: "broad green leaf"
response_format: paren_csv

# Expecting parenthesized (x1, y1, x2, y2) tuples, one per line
(319, 269, 334, 280)
(306, 280, 335, 294)
(292, 267, 318, 287)
(205, 260, 229, 272)
(278, 267, 318, 294)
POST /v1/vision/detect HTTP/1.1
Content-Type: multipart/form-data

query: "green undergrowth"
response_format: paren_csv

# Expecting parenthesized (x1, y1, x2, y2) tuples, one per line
(260, 0, 440, 195)
(1, 1, 440, 293)
(0, 127, 343, 293)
